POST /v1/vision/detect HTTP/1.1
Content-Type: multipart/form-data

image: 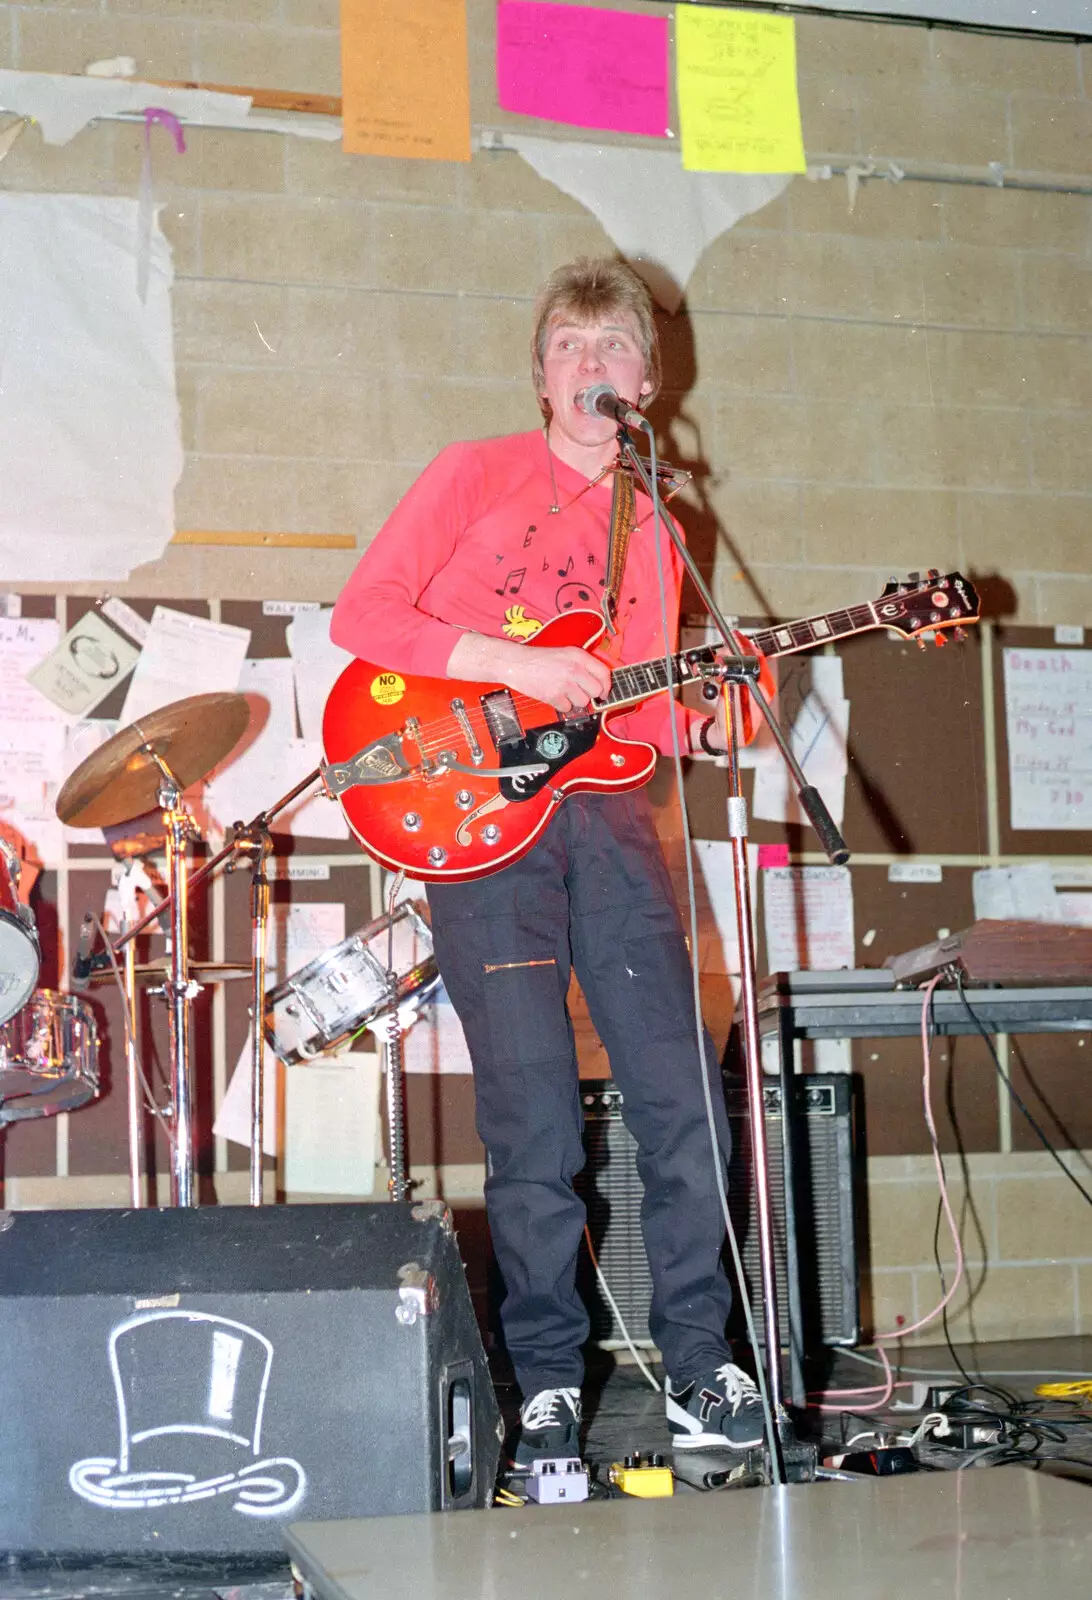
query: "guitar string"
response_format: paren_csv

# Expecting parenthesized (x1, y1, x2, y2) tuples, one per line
(405, 599, 964, 758)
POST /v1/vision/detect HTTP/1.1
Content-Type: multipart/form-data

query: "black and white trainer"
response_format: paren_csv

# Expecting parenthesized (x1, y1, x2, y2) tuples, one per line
(512, 1386, 582, 1468)
(666, 1362, 767, 1452)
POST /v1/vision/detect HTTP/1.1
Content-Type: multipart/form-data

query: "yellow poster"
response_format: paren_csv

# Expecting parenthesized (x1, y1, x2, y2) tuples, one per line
(341, 0, 471, 162)
(676, 6, 806, 175)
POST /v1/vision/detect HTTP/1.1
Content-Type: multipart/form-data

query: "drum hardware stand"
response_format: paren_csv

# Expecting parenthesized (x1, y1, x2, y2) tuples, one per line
(615, 420, 849, 1484)
(149, 753, 202, 1207)
(108, 765, 323, 1206)
(224, 818, 275, 1206)
(383, 977, 410, 1202)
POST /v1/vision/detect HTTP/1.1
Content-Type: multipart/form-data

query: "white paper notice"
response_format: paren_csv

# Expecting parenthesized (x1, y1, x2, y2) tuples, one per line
(1057, 892, 1092, 928)
(120, 607, 251, 724)
(0, 717, 68, 866)
(1003, 647, 1092, 831)
(0, 194, 181, 582)
(0, 617, 64, 721)
(270, 901, 346, 985)
(214, 1040, 279, 1156)
(204, 658, 343, 839)
(972, 863, 1061, 923)
(689, 839, 759, 974)
(402, 985, 474, 1076)
(286, 607, 353, 744)
(283, 1054, 380, 1195)
(763, 866, 855, 972)
(753, 657, 849, 827)
(26, 610, 140, 718)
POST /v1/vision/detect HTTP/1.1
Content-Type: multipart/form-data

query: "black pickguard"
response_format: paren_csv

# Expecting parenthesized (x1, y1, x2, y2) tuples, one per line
(498, 718, 599, 801)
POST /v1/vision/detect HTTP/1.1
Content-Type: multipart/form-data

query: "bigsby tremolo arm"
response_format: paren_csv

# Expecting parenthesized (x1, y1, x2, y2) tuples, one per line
(322, 730, 548, 797)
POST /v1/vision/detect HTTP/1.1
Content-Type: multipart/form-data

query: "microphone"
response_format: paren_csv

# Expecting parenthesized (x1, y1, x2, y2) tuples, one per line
(575, 384, 648, 430)
(71, 912, 97, 992)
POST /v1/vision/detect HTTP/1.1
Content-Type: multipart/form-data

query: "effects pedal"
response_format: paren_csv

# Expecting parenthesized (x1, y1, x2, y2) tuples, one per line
(609, 1452, 674, 1498)
(523, 1457, 589, 1504)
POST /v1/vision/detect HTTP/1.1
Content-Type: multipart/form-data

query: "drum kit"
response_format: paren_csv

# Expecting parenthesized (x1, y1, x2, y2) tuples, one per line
(0, 692, 439, 1207)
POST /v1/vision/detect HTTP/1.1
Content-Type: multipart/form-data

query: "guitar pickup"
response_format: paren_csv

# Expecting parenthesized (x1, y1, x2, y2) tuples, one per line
(322, 733, 413, 793)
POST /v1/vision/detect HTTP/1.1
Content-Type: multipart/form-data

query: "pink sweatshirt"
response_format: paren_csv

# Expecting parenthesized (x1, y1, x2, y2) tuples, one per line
(330, 429, 702, 754)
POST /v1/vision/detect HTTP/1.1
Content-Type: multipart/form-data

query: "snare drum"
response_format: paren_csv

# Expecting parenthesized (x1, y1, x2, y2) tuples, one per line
(265, 903, 439, 1065)
(0, 839, 40, 1027)
(0, 990, 100, 1125)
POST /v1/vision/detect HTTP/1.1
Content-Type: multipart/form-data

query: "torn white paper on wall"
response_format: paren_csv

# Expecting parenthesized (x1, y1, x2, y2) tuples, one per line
(505, 135, 791, 312)
(0, 194, 182, 582)
(214, 1039, 280, 1157)
(0, 70, 341, 145)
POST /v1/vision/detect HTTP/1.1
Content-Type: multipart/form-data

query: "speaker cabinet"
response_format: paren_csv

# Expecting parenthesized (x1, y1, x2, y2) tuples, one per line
(0, 1202, 500, 1556)
(575, 1073, 859, 1351)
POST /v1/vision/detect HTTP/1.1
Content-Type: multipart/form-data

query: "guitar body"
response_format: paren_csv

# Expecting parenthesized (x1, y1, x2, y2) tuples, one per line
(322, 611, 657, 883)
(322, 570, 980, 884)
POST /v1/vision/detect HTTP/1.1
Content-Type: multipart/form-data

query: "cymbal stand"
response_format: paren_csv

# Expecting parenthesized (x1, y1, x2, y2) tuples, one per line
(151, 755, 201, 1208)
(225, 819, 274, 1206)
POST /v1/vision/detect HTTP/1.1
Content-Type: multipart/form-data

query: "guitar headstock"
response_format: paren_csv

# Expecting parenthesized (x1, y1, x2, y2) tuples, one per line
(875, 570, 980, 645)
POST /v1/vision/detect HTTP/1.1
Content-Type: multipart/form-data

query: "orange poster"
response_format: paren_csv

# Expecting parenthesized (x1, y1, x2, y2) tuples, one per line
(341, 0, 471, 161)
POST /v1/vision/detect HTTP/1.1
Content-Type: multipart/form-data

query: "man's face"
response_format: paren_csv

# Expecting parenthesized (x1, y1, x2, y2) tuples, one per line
(540, 312, 652, 457)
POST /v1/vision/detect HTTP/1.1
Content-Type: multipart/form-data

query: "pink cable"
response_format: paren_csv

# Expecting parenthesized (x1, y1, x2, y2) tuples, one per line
(808, 973, 966, 1410)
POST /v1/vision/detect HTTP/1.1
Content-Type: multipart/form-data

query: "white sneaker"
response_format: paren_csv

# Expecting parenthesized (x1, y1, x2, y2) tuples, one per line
(666, 1362, 766, 1451)
(513, 1386, 582, 1467)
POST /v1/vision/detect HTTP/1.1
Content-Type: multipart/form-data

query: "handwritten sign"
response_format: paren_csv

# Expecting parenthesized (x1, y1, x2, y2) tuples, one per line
(763, 866, 855, 973)
(676, 5, 806, 174)
(341, 0, 471, 162)
(496, 2, 669, 138)
(1003, 647, 1092, 830)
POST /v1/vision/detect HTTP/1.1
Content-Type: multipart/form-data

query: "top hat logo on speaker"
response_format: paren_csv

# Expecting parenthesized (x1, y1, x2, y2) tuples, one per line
(69, 1309, 307, 1517)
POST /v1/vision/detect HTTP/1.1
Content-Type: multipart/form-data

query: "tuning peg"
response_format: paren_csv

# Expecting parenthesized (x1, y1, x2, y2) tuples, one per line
(953, 626, 967, 643)
(916, 636, 928, 651)
(927, 567, 939, 581)
(934, 632, 947, 648)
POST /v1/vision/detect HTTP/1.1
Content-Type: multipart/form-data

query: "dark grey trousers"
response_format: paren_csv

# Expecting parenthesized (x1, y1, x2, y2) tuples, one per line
(427, 790, 734, 1398)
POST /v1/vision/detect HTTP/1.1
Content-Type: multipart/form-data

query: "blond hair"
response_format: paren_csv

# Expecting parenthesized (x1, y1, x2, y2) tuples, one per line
(531, 257, 661, 421)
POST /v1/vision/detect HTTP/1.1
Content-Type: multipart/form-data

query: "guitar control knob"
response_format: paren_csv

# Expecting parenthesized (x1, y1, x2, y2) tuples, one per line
(481, 824, 501, 846)
(403, 812, 422, 832)
(427, 846, 448, 867)
(455, 790, 475, 810)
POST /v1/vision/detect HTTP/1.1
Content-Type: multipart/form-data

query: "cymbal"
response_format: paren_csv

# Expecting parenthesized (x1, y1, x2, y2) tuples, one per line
(89, 959, 252, 988)
(57, 693, 251, 828)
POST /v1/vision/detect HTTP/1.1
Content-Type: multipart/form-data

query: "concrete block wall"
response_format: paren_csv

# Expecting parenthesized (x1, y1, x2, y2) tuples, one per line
(2, 0, 1091, 1340)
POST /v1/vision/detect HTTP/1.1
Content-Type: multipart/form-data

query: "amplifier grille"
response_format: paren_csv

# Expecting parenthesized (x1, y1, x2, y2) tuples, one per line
(574, 1075, 859, 1350)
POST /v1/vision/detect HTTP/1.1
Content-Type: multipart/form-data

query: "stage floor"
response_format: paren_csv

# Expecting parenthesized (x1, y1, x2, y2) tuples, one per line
(7, 1337, 1091, 1600)
(286, 1468, 1092, 1600)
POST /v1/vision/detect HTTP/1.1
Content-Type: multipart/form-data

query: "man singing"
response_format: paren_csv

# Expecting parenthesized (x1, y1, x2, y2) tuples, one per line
(331, 258, 767, 1467)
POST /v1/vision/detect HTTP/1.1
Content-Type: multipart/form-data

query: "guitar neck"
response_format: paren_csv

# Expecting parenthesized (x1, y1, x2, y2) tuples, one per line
(598, 601, 880, 714)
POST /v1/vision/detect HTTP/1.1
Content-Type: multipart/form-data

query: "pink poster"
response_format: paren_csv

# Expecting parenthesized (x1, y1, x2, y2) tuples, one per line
(496, 1, 669, 139)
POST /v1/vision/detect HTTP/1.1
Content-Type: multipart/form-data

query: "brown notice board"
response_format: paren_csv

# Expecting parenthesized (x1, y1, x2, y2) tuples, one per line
(1, 602, 1087, 1181)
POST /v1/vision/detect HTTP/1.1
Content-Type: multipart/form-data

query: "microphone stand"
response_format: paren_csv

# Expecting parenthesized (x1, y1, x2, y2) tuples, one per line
(614, 415, 850, 1468)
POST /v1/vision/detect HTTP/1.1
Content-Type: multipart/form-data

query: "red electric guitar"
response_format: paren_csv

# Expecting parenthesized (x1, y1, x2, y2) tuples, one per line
(322, 571, 979, 883)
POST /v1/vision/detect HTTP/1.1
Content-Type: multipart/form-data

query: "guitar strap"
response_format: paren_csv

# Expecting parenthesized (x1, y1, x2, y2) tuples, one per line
(601, 464, 636, 636)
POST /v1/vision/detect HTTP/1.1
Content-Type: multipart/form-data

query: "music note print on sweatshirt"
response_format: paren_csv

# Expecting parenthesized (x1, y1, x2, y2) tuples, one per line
(495, 566, 527, 597)
(557, 555, 574, 578)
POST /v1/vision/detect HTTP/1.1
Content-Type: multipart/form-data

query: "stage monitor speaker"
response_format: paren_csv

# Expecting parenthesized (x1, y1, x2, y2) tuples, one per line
(575, 1073, 859, 1351)
(0, 1202, 501, 1557)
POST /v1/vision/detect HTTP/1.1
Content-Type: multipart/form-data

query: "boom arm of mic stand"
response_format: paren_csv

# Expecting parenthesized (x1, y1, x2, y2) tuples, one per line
(107, 766, 324, 956)
(615, 425, 849, 867)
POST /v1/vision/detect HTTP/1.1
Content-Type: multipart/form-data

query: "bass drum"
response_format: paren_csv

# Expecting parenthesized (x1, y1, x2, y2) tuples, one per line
(0, 990, 100, 1125)
(0, 839, 40, 1027)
